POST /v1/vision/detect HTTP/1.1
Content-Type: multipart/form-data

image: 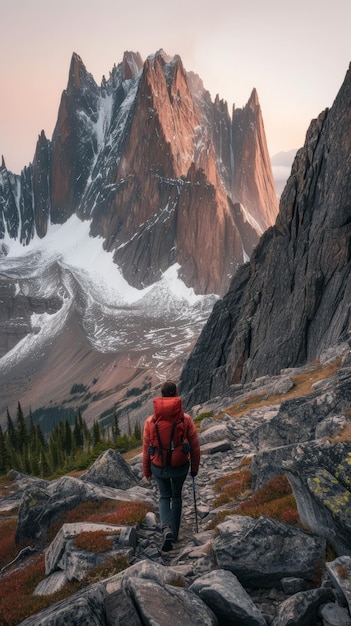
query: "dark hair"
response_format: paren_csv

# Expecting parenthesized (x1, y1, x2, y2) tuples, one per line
(161, 381, 178, 397)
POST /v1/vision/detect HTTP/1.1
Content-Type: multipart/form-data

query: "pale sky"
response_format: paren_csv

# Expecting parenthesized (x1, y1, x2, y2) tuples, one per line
(0, 0, 350, 173)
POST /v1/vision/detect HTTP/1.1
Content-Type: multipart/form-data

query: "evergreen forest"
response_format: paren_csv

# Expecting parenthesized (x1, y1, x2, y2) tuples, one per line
(0, 402, 142, 478)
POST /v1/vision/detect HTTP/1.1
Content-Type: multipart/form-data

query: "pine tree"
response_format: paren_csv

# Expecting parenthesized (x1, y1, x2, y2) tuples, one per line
(29, 423, 49, 476)
(112, 410, 121, 441)
(35, 423, 46, 450)
(6, 408, 17, 449)
(73, 410, 84, 448)
(133, 419, 141, 441)
(29, 409, 36, 441)
(39, 448, 51, 478)
(92, 420, 101, 446)
(0, 426, 9, 474)
(16, 401, 28, 454)
(63, 420, 73, 457)
(127, 413, 132, 437)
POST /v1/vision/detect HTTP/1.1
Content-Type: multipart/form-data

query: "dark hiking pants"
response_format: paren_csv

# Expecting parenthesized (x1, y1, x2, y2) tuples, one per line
(151, 462, 189, 540)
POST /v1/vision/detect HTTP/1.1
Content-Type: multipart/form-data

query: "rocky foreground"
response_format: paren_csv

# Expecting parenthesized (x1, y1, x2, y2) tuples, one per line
(1, 342, 351, 625)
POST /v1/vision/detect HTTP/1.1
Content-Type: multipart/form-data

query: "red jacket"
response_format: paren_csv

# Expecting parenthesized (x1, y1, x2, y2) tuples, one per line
(142, 396, 200, 479)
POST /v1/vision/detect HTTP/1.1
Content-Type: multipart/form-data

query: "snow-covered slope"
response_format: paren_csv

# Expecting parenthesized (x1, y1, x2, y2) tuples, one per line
(0, 216, 217, 424)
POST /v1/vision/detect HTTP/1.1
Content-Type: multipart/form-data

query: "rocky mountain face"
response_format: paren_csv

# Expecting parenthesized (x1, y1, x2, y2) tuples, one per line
(0, 49, 278, 424)
(1, 342, 350, 625)
(179, 62, 351, 409)
(0, 49, 278, 297)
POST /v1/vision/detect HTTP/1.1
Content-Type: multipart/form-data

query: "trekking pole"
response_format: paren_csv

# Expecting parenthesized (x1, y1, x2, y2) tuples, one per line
(192, 476, 199, 533)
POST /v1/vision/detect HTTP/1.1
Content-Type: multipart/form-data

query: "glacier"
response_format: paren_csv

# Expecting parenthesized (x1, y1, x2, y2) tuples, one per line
(0, 215, 218, 375)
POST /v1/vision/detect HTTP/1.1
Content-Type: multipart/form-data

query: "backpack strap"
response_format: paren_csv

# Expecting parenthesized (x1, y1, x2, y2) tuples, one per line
(151, 418, 164, 462)
(151, 416, 185, 466)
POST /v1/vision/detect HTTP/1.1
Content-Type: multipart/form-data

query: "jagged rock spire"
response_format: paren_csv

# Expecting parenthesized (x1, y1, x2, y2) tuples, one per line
(179, 62, 351, 406)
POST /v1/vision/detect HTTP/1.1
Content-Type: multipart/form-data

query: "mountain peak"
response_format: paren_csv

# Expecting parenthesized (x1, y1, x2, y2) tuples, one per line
(122, 50, 143, 80)
(248, 87, 259, 109)
(67, 52, 96, 92)
(179, 62, 351, 407)
(0, 49, 278, 297)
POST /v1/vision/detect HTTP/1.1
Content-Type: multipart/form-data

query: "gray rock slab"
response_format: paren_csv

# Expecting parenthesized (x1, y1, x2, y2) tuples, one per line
(190, 568, 266, 625)
(125, 577, 218, 625)
(45, 522, 135, 575)
(213, 514, 326, 588)
(18, 582, 107, 626)
(65, 543, 133, 583)
(326, 556, 351, 613)
(200, 439, 232, 454)
(104, 587, 143, 625)
(104, 559, 187, 594)
(280, 577, 309, 595)
(198, 424, 230, 445)
(271, 587, 335, 626)
(80, 448, 138, 489)
(320, 601, 351, 626)
(15, 475, 155, 543)
(34, 571, 68, 596)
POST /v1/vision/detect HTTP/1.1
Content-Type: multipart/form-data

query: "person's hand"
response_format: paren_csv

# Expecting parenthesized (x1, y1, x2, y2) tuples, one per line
(190, 471, 197, 478)
(140, 476, 151, 487)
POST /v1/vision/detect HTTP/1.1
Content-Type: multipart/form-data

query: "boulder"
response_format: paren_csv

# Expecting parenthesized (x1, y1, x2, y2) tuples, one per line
(198, 423, 231, 445)
(320, 602, 351, 626)
(80, 449, 138, 489)
(190, 569, 266, 625)
(271, 587, 335, 626)
(45, 522, 137, 577)
(124, 577, 218, 625)
(104, 588, 143, 625)
(251, 440, 351, 555)
(33, 571, 67, 597)
(200, 439, 232, 454)
(104, 559, 188, 594)
(15, 475, 155, 543)
(326, 556, 351, 613)
(18, 583, 107, 626)
(212, 515, 326, 588)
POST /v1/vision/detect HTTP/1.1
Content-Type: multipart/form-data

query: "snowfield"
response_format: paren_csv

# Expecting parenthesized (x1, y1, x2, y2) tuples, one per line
(0, 215, 218, 372)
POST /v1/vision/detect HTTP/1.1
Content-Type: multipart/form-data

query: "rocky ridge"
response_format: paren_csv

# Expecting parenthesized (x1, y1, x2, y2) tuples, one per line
(0, 49, 278, 297)
(179, 62, 351, 408)
(1, 341, 350, 625)
(0, 47, 279, 426)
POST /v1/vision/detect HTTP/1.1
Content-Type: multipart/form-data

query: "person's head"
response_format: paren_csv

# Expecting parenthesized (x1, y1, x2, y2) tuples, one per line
(161, 380, 178, 397)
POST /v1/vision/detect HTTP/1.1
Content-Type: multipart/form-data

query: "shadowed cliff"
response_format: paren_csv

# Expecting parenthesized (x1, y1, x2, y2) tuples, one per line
(179, 62, 351, 408)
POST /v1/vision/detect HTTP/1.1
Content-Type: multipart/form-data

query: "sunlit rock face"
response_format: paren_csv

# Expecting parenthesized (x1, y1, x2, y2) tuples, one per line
(0, 49, 279, 422)
(179, 62, 351, 408)
(0, 49, 278, 298)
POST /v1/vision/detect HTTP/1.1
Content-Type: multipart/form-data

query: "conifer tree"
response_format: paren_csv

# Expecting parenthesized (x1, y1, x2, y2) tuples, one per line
(39, 448, 51, 478)
(92, 420, 101, 446)
(133, 419, 141, 441)
(73, 410, 84, 448)
(29, 409, 36, 441)
(6, 408, 17, 450)
(112, 410, 121, 441)
(63, 420, 73, 457)
(127, 413, 132, 437)
(0, 426, 9, 474)
(35, 423, 46, 450)
(30, 423, 49, 476)
(16, 401, 28, 454)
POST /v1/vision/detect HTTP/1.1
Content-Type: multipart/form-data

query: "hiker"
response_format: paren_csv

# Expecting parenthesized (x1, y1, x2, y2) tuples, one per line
(142, 380, 200, 552)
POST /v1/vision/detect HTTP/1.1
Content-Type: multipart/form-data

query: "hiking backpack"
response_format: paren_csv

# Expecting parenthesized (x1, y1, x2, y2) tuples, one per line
(148, 415, 190, 467)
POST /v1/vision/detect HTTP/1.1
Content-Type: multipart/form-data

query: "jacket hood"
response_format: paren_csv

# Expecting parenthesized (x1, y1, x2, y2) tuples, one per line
(153, 396, 183, 422)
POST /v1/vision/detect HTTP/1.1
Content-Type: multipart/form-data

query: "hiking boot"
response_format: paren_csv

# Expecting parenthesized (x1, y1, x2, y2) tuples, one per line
(161, 526, 174, 552)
